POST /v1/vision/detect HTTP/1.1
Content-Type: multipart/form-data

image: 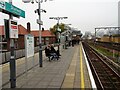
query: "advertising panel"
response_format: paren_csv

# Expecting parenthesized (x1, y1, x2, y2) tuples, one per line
(9, 19, 18, 38)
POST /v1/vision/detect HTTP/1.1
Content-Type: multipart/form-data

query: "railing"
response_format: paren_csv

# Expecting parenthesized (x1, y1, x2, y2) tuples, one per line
(1, 43, 60, 64)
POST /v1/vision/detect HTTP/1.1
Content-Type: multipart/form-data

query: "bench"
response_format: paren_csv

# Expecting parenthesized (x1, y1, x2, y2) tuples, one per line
(46, 53, 59, 61)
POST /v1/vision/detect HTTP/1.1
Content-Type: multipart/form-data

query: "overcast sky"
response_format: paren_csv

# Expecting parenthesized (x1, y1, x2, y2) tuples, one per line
(0, 0, 119, 34)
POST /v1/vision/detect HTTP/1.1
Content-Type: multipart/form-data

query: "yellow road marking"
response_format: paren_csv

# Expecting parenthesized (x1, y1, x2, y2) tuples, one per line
(80, 44, 85, 88)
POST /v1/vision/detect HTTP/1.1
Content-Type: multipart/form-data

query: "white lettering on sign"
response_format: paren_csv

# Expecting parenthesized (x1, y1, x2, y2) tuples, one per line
(0, 0, 5, 9)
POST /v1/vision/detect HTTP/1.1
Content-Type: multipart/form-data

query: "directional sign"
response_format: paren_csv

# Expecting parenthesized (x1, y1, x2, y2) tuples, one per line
(0, 0, 25, 18)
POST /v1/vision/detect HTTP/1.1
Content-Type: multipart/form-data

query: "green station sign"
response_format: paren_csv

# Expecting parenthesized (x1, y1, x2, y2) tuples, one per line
(0, 0, 25, 18)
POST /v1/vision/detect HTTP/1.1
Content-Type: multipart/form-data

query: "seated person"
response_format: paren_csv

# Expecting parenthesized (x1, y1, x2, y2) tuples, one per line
(45, 45, 51, 61)
(56, 50, 61, 56)
(45, 44, 60, 61)
(50, 45, 59, 60)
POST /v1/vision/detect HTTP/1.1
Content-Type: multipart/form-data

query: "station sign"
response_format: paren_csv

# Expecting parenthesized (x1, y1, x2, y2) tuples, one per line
(0, 0, 5, 9)
(37, 19, 43, 25)
(9, 19, 18, 38)
(0, 0, 25, 18)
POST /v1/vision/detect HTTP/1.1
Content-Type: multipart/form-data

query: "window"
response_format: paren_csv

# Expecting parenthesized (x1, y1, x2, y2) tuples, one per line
(45, 37, 49, 40)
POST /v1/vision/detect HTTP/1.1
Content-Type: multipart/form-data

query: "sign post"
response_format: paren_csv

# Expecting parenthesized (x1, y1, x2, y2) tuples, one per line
(0, 0, 25, 88)
(0, 28, 2, 89)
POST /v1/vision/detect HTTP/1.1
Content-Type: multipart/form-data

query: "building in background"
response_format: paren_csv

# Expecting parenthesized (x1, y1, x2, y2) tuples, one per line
(0, 25, 56, 52)
(31, 30, 55, 46)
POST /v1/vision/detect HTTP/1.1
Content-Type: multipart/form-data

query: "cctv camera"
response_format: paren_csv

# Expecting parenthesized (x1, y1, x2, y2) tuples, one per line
(43, 10, 46, 13)
(31, 0, 34, 4)
(31, 1, 34, 4)
(34, 9, 37, 13)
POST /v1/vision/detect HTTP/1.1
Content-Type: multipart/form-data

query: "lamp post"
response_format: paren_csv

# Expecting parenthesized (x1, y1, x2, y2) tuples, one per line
(23, 0, 52, 67)
(64, 24, 71, 48)
(49, 17, 68, 53)
(94, 28, 100, 46)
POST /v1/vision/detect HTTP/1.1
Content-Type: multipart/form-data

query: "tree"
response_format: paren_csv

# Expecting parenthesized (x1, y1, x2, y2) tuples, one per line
(50, 23, 66, 35)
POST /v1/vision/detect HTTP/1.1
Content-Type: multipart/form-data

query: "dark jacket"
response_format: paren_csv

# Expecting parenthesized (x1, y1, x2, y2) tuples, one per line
(50, 46, 56, 53)
(45, 47, 51, 57)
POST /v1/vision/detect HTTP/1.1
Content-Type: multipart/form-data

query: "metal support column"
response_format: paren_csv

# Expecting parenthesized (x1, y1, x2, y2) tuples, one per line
(57, 19, 60, 53)
(38, 0, 42, 67)
(9, 0, 16, 88)
(9, 39, 16, 88)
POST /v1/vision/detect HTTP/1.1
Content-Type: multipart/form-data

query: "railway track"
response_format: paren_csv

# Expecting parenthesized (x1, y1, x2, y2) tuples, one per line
(82, 42, 120, 89)
(96, 41, 120, 51)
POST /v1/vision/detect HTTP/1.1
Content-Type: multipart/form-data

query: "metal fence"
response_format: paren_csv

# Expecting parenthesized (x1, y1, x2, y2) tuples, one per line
(1, 46, 39, 64)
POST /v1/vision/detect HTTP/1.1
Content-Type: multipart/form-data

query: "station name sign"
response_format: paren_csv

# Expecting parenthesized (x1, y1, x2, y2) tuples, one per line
(0, 0, 5, 9)
(0, 0, 25, 18)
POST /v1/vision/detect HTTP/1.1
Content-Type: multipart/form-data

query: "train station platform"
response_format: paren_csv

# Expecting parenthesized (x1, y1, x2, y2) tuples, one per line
(2, 43, 96, 89)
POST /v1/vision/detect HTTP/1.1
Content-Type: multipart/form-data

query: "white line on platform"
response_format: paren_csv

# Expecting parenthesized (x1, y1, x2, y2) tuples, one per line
(81, 44, 97, 89)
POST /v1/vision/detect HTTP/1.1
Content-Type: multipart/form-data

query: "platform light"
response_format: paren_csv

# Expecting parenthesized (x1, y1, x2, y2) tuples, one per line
(22, 0, 31, 3)
(49, 16, 68, 54)
(23, 0, 53, 67)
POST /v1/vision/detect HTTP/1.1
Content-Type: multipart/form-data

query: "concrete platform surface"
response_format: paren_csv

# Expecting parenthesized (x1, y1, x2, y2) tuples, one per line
(2, 44, 93, 89)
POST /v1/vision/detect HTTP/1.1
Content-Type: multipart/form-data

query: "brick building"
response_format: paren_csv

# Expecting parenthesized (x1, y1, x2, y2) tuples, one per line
(0, 25, 56, 51)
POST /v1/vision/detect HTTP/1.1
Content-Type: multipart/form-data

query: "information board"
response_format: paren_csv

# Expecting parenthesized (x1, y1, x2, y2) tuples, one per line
(9, 19, 18, 38)
(25, 34, 34, 58)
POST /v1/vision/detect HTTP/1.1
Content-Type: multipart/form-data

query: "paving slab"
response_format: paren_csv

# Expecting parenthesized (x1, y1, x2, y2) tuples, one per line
(2, 44, 93, 89)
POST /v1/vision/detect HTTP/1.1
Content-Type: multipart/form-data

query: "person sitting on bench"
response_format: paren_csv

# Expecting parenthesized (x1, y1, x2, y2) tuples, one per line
(50, 45, 59, 60)
(45, 45, 51, 61)
(45, 44, 60, 61)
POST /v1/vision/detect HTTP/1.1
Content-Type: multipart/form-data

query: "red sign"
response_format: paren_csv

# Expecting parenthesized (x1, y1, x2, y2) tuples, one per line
(9, 19, 18, 38)
(11, 25, 18, 29)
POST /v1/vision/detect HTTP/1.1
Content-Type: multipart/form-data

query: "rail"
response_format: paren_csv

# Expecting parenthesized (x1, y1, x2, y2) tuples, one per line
(83, 42, 120, 89)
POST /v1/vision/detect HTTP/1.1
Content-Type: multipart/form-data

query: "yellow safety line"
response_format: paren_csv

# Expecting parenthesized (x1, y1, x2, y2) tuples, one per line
(80, 44, 85, 89)
(61, 47, 78, 88)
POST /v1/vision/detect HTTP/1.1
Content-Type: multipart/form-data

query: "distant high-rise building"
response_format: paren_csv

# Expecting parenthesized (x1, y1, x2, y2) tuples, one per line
(118, 1, 120, 27)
